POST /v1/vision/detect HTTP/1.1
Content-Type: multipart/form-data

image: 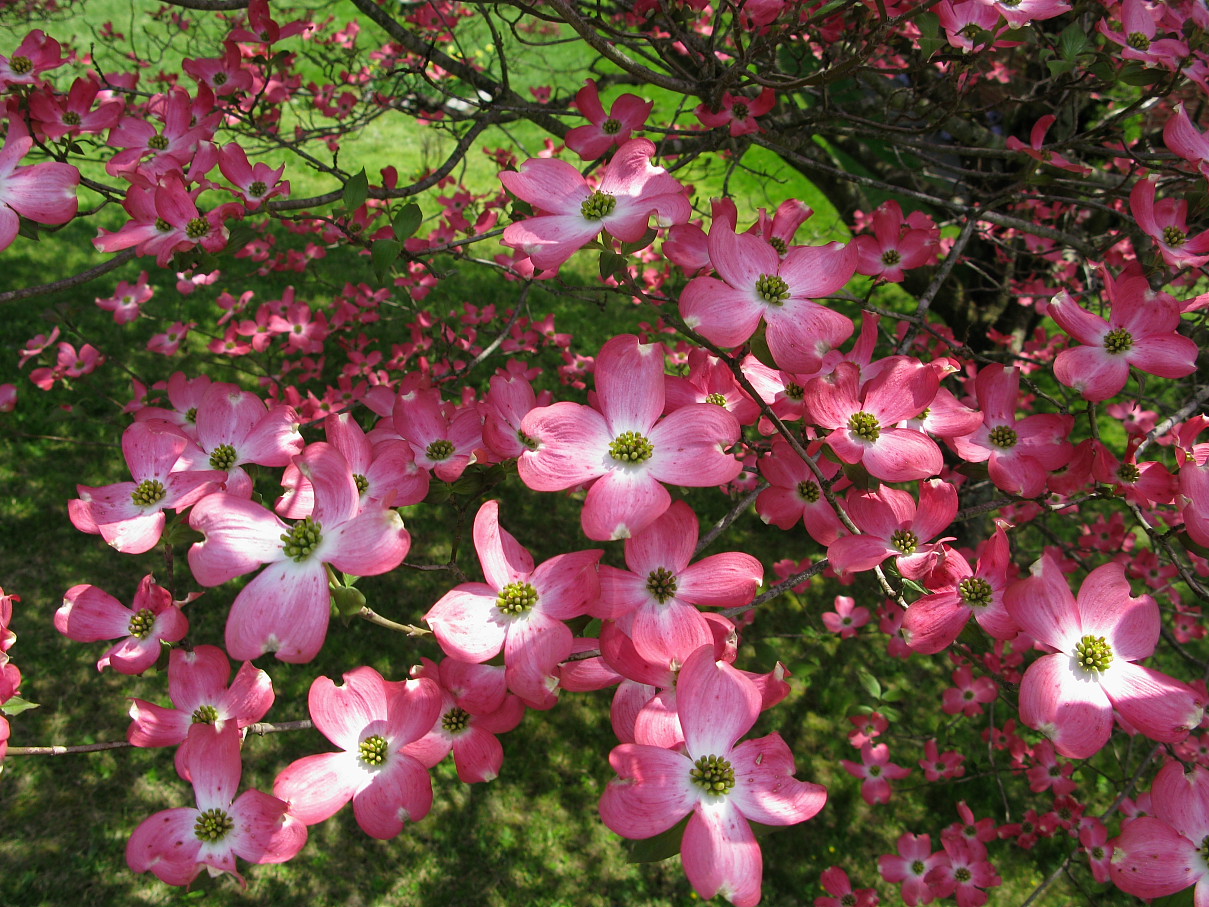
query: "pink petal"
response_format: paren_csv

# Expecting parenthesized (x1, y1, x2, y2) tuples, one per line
(626, 499, 698, 575)
(778, 240, 857, 298)
(352, 755, 433, 838)
(530, 549, 602, 620)
(55, 584, 130, 641)
(1077, 562, 1157, 660)
(1018, 653, 1112, 759)
(1110, 816, 1201, 899)
(517, 402, 611, 491)
(678, 646, 759, 758)
(272, 751, 358, 824)
(680, 276, 766, 347)
(425, 584, 508, 663)
(309, 666, 394, 749)
(597, 334, 664, 434)
(1152, 761, 1209, 842)
(599, 743, 696, 838)
(188, 493, 285, 586)
(1005, 554, 1082, 652)
(323, 506, 410, 576)
(728, 733, 826, 825)
(126, 807, 203, 885)
(682, 802, 762, 907)
(228, 789, 305, 865)
(677, 553, 763, 607)
(451, 726, 505, 783)
(184, 723, 243, 814)
(581, 467, 670, 541)
(473, 500, 535, 590)
(646, 405, 741, 486)
(631, 598, 714, 664)
(224, 560, 330, 663)
(503, 609, 573, 708)
(1102, 661, 1202, 744)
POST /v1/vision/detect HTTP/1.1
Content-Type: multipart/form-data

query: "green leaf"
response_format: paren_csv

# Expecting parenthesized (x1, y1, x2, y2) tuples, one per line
(856, 668, 881, 701)
(1046, 59, 1075, 77)
(626, 814, 689, 863)
(1152, 888, 1196, 907)
(343, 167, 369, 213)
(620, 227, 657, 255)
(1, 696, 40, 716)
(371, 239, 402, 280)
(393, 203, 423, 240)
(1118, 62, 1164, 86)
(1058, 22, 1090, 60)
(599, 250, 627, 281)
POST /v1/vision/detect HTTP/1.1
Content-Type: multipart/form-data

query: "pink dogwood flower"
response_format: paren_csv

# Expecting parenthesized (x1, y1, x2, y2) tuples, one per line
(600, 645, 826, 907)
(853, 200, 940, 281)
(804, 358, 942, 481)
(55, 574, 189, 674)
(127, 723, 306, 886)
(1110, 759, 1209, 902)
(96, 271, 154, 324)
(1005, 553, 1203, 759)
(188, 442, 411, 662)
(695, 88, 776, 136)
(565, 79, 653, 160)
(501, 138, 690, 271)
(595, 499, 763, 663)
(425, 500, 601, 709)
(127, 644, 274, 779)
(519, 334, 741, 541)
(842, 742, 911, 805)
(273, 666, 442, 838)
(1048, 275, 1198, 402)
(0, 122, 80, 253)
(680, 221, 857, 375)
(879, 832, 943, 906)
(822, 595, 871, 638)
(1129, 178, 1209, 269)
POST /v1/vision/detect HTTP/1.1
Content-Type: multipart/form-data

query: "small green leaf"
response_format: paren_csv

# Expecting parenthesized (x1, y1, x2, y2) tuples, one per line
(626, 814, 689, 863)
(1047, 59, 1075, 77)
(599, 250, 627, 281)
(1, 696, 40, 716)
(343, 168, 369, 213)
(393, 203, 423, 240)
(620, 227, 658, 255)
(882, 687, 905, 703)
(856, 668, 882, 701)
(331, 585, 367, 618)
(1058, 22, 1089, 60)
(1118, 62, 1164, 86)
(371, 239, 402, 280)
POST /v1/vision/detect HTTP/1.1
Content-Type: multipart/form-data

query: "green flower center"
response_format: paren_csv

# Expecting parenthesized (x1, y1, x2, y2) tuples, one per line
(1117, 463, 1141, 484)
(194, 807, 234, 842)
(784, 382, 804, 400)
(602, 117, 622, 135)
(959, 577, 994, 607)
(755, 273, 790, 305)
(732, 102, 749, 120)
(155, 217, 172, 233)
(1163, 225, 1187, 247)
(426, 439, 455, 461)
(1075, 634, 1113, 672)
(954, 867, 972, 883)
(516, 429, 539, 450)
(881, 248, 902, 265)
(646, 566, 678, 603)
(147, 133, 170, 151)
(989, 425, 1017, 448)
(208, 443, 238, 470)
(841, 896, 856, 907)
(797, 480, 820, 503)
(359, 734, 388, 765)
(1127, 32, 1151, 50)
(497, 580, 538, 616)
(353, 473, 369, 494)
(131, 478, 167, 508)
(442, 707, 470, 734)
(580, 190, 617, 220)
(185, 217, 210, 239)
(248, 180, 267, 197)
(127, 608, 156, 639)
(891, 529, 918, 554)
(848, 411, 881, 442)
(1103, 328, 1134, 354)
(1091, 846, 1105, 860)
(911, 860, 926, 874)
(62, 110, 81, 125)
(768, 236, 788, 256)
(185, 407, 198, 423)
(191, 704, 219, 724)
(609, 430, 654, 464)
(704, 392, 727, 406)
(10, 55, 33, 74)
(690, 754, 735, 796)
(868, 764, 882, 777)
(214, 71, 229, 85)
(280, 516, 323, 562)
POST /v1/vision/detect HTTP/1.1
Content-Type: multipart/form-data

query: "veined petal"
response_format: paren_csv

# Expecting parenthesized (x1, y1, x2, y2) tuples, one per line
(224, 560, 330, 663)
(1005, 554, 1082, 652)
(677, 553, 763, 607)
(647, 405, 741, 486)
(352, 755, 433, 838)
(679, 276, 766, 348)
(188, 493, 285, 586)
(1018, 653, 1112, 759)
(309, 666, 394, 750)
(425, 584, 508, 663)
(503, 610, 573, 709)
(729, 733, 826, 825)
(581, 466, 670, 541)
(126, 807, 203, 885)
(626, 499, 699, 575)
(682, 801, 762, 907)
(473, 500, 535, 589)
(678, 646, 760, 758)
(1102, 661, 1202, 744)
(1077, 562, 1157, 660)
(272, 751, 358, 825)
(322, 506, 410, 576)
(599, 743, 696, 838)
(1110, 816, 1201, 899)
(227, 789, 305, 865)
(1152, 761, 1209, 843)
(518, 402, 611, 491)
(597, 334, 665, 434)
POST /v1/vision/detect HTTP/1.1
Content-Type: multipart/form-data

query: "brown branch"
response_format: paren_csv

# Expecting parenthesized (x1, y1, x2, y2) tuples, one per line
(7, 719, 314, 756)
(0, 248, 137, 305)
